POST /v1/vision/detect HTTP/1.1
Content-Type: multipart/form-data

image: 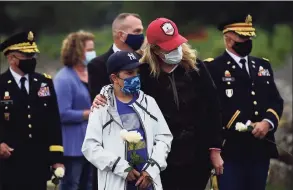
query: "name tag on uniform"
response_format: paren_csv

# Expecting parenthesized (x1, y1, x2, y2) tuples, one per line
(222, 77, 235, 82)
(1, 100, 13, 105)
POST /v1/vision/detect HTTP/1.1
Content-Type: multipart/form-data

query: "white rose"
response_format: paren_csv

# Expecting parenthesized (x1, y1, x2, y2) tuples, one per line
(235, 122, 248, 132)
(120, 130, 143, 143)
(120, 129, 128, 141)
(54, 167, 65, 178)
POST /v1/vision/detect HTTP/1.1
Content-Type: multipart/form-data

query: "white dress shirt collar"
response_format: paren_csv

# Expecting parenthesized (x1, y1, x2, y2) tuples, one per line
(9, 67, 29, 92)
(226, 49, 248, 66)
(112, 44, 121, 53)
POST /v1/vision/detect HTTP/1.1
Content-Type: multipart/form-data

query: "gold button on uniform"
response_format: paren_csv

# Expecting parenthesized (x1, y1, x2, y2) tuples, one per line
(29, 134, 32, 138)
(255, 111, 259, 115)
(5, 106, 8, 110)
(251, 91, 255, 95)
(253, 101, 257, 105)
(267, 81, 270, 84)
(27, 105, 30, 109)
(44, 103, 47, 107)
(28, 124, 32, 128)
(28, 114, 31, 119)
(227, 82, 231, 85)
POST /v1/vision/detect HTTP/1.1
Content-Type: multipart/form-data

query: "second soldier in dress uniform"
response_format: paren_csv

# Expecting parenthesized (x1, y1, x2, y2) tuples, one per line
(205, 14, 284, 190)
(0, 31, 64, 190)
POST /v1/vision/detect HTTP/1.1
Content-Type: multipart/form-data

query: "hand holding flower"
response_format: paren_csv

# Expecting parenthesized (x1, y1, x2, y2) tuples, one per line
(135, 171, 152, 189)
(252, 120, 270, 139)
(126, 168, 140, 182)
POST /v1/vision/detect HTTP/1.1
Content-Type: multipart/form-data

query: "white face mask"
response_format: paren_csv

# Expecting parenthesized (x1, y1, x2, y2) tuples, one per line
(84, 51, 96, 65)
(162, 45, 183, 65)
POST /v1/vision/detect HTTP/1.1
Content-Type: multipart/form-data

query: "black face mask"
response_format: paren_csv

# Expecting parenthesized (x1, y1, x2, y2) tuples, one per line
(18, 58, 37, 74)
(232, 39, 253, 57)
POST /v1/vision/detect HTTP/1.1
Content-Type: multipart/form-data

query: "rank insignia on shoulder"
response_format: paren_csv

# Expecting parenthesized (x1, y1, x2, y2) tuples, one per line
(43, 73, 52, 79)
(203, 58, 214, 62)
(262, 57, 270, 62)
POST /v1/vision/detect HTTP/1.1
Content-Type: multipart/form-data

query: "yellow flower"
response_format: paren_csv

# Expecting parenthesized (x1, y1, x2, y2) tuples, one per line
(120, 129, 143, 143)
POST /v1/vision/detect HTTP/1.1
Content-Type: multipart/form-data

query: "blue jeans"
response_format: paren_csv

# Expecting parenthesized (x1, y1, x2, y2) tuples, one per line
(219, 159, 270, 190)
(60, 156, 93, 190)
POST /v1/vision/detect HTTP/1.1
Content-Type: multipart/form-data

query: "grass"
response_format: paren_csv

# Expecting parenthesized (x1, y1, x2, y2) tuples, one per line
(34, 24, 292, 69)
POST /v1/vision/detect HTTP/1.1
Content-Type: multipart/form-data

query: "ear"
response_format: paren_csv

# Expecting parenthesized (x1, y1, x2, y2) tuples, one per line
(110, 74, 118, 84)
(118, 31, 127, 42)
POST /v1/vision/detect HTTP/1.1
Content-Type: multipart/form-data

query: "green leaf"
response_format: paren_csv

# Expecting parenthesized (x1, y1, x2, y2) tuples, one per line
(124, 166, 133, 172)
(247, 126, 254, 131)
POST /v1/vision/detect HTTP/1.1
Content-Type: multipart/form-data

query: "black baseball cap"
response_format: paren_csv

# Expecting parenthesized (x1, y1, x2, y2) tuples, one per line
(106, 51, 141, 74)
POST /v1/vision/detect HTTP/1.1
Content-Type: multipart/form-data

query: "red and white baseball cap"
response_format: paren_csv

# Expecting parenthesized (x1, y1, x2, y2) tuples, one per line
(146, 18, 187, 51)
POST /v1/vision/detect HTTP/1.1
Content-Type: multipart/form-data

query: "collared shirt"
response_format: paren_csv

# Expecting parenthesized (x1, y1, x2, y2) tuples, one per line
(10, 67, 29, 94)
(226, 49, 249, 75)
(225, 49, 274, 129)
(112, 43, 121, 53)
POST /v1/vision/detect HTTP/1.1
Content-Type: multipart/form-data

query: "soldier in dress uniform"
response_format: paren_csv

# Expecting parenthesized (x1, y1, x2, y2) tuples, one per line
(0, 31, 64, 190)
(205, 14, 284, 190)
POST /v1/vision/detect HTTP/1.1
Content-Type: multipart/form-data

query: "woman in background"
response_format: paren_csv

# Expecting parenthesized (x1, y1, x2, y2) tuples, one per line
(53, 30, 96, 190)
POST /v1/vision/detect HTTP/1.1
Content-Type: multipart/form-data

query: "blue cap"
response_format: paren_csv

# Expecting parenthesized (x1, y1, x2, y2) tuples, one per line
(107, 51, 141, 74)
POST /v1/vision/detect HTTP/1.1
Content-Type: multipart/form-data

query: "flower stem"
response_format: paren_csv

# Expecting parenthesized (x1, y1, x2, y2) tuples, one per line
(265, 138, 293, 157)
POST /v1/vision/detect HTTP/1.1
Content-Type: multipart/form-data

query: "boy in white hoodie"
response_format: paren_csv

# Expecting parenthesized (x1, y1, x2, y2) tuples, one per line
(82, 51, 173, 190)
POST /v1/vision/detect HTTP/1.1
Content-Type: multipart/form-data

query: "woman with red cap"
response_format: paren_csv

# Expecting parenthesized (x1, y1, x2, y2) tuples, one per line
(92, 18, 224, 190)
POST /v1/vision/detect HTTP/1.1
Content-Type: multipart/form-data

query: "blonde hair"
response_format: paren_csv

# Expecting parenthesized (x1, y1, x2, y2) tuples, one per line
(61, 30, 95, 67)
(139, 42, 198, 77)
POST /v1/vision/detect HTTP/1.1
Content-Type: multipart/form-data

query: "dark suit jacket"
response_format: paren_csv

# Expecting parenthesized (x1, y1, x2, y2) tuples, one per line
(87, 46, 114, 101)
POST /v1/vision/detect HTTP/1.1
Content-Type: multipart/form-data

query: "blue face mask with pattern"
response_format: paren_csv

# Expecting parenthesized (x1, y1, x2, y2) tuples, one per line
(120, 75, 141, 95)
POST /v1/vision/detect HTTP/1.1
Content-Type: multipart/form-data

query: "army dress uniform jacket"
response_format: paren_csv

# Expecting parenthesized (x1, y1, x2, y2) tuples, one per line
(0, 69, 63, 185)
(205, 51, 284, 161)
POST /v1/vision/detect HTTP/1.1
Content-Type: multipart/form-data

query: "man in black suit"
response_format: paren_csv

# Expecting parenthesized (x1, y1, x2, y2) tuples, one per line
(0, 31, 64, 190)
(88, 12, 145, 101)
(205, 14, 284, 190)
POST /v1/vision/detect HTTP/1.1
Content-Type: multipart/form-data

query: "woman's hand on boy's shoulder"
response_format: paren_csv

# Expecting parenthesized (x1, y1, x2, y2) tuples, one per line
(92, 94, 108, 109)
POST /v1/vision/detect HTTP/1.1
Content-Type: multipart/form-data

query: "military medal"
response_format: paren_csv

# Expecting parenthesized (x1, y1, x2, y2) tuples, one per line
(222, 70, 235, 82)
(38, 86, 51, 97)
(4, 112, 10, 121)
(4, 91, 10, 100)
(258, 66, 264, 76)
(225, 70, 231, 77)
